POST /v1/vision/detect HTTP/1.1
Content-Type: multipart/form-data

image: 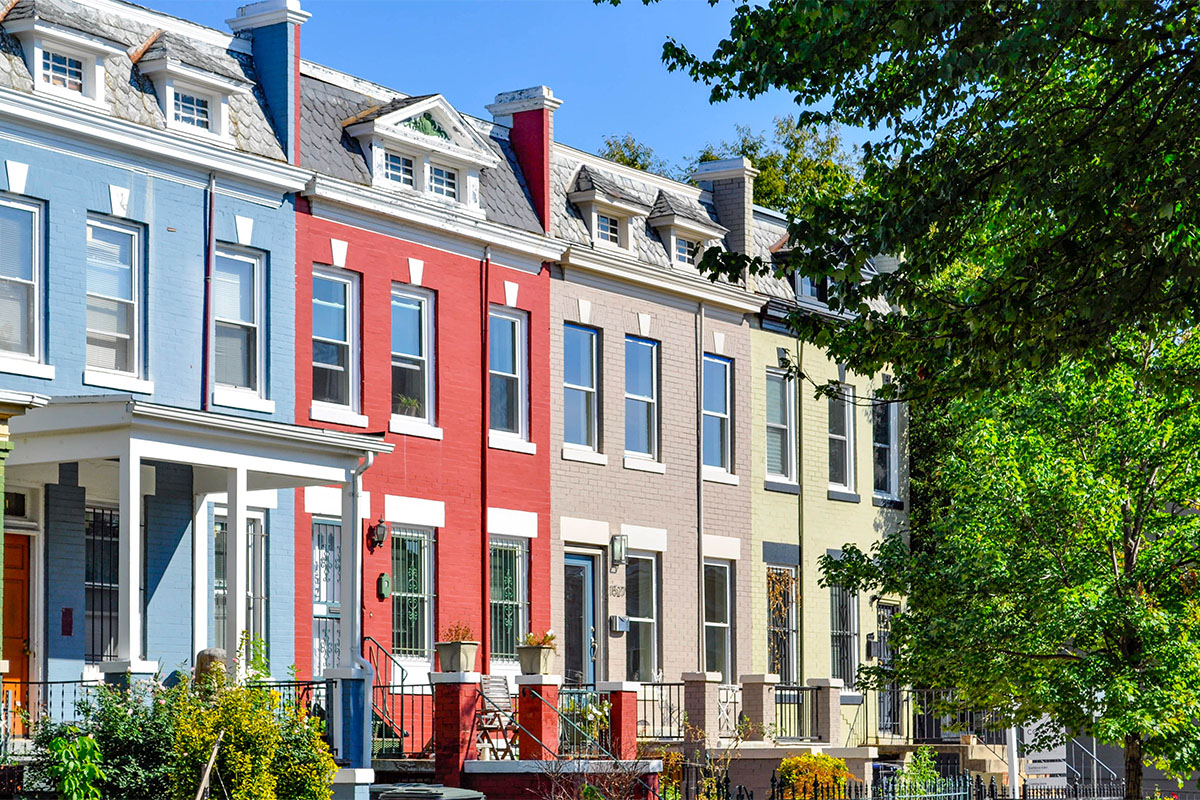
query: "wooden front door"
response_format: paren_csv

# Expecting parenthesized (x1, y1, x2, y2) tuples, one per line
(3, 536, 30, 736)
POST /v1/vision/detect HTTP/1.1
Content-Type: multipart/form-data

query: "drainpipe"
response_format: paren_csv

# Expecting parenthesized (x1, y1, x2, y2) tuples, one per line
(200, 172, 216, 410)
(795, 336, 805, 682)
(480, 245, 492, 670)
(695, 303, 706, 673)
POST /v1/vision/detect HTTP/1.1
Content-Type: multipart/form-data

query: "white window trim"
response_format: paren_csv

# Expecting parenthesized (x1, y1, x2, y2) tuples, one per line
(703, 559, 733, 682)
(212, 245, 266, 400)
(384, 151, 416, 188)
(873, 396, 900, 499)
(85, 214, 143, 380)
(675, 236, 698, 265)
(624, 336, 659, 461)
(829, 384, 856, 492)
(8, 22, 121, 109)
(563, 323, 599, 451)
(0, 194, 44, 367)
(165, 82, 230, 139)
(702, 353, 733, 474)
(391, 284, 436, 428)
(429, 163, 458, 200)
(311, 266, 361, 417)
(489, 306, 529, 443)
(626, 551, 659, 682)
(765, 368, 796, 483)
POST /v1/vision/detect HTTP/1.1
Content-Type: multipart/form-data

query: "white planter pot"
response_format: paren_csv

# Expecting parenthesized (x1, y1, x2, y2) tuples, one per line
(435, 640, 480, 672)
(516, 644, 555, 675)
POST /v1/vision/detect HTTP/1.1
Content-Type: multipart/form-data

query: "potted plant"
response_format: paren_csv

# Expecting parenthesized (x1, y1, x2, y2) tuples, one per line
(435, 622, 479, 672)
(516, 629, 557, 675)
(394, 395, 422, 417)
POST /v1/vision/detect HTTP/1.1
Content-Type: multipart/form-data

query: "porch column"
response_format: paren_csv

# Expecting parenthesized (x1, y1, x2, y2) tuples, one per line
(107, 441, 156, 674)
(338, 480, 359, 668)
(225, 469, 249, 673)
(191, 495, 208, 663)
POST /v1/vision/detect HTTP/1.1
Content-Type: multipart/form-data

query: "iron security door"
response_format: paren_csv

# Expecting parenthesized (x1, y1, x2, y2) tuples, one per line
(564, 554, 596, 686)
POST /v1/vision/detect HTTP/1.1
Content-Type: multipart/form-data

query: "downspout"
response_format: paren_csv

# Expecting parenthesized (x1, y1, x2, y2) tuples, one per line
(480, 245, 492, 671)
(795, 335, 805, 682)
(348, 451, 376, 760)
(200, 172, 216, 410)
(695, 303, 706, 672)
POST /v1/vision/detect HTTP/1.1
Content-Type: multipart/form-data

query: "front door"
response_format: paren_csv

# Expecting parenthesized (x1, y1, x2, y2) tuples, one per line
(563, 554, 596, 686)
(2, 535, 30, 735)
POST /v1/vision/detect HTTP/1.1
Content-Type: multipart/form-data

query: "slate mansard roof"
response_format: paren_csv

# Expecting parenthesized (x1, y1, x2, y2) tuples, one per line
(0, 0, 285, 161)
(298, 63, 543, 235)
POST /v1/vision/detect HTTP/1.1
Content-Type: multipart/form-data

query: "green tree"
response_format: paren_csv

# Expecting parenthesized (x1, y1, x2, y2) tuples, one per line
(822, 329, 1200, 800)
(641, 0, 1200, 400)
(597, 133, 671, 175)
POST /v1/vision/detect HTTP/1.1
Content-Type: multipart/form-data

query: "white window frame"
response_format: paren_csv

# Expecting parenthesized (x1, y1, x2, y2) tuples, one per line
(489, 306, 529, 442)
(390, 284, 436, 430)
(172, 87, 213, 131)
(211, 245, 266, 401)
(623, 336, 659, 461)
(873, 396, 900, 498)
(596, 213, 620, 245)
(84, 215, 142, 379)
(0, 194, 44, 367)
(702, 354, 733, 472)
(703, 559, 733, 683)
(675, 236, 698, 265)
(625, 552, 659, 682)
(765, 368, 796, 482)
(563, 323, 599, 451)
(311, 267, 362, 418)
(828, 384, 855, 492)
(385, 151, 415, 187)
(429, 164, 458, 199)
(311, 517, 342, 678)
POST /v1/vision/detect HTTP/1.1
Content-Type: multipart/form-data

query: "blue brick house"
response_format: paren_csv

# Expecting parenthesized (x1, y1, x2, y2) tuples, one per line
(0, 0, 389, 790)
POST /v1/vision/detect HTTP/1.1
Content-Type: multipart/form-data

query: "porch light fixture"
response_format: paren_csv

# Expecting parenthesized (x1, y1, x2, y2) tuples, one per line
(369, 519, 391, 549)
(610, 533, 629, 567)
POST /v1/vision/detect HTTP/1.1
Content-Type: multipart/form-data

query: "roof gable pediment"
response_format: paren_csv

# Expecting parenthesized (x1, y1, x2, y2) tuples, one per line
(344, 93, 499, 169)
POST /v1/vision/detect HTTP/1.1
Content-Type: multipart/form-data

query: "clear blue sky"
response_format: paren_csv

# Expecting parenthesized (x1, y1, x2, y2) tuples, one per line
(150, 0, 825, 172)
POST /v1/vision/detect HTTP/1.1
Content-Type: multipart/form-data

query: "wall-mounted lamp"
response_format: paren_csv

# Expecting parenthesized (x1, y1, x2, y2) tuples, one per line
(610, 533, 629, 567)
(369, 519, 391, 549)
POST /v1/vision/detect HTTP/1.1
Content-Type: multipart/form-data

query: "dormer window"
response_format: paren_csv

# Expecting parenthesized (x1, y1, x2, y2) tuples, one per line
(42, 50, 84, 93)
(647, 189, 727, 269)
(676, 237, 698, 265)
(385, 153, 415, 186)
(597, 214, 620, 245)
(429, 165, 457, 199)
(798, 274, 831, 303)
(173, 90, 211, 130)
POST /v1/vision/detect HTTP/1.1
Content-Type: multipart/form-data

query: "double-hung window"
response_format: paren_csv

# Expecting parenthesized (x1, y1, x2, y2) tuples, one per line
(392, 527, 434, 659)
(429, 165, 457, 199)
(624, 336, 658, 458)
(385, 152, 415, 186)
(765, 369, 795, 481)
(596, 214, 619, 244)
(702, 354, 732, 471)
(173, 90, 210, 130)
(489, 308, 527, 438)
(626, 554, 658, 681)
(873, 397, 898, 497)
(766, 565, 797, 683)
(312, 269, 358, 409)
(391, 286, 434, 425)
(43, 50, 84, 93)
(489, 537, 529, 660)
(0, 196, 41, 360)
(830, 583, 859, 689)
(828, 385, 855, 490)
(213, 248, 262, 393)
(85, 217, 140, 375)
(563, 324, 598, 449)
(703, 560, 732, 682)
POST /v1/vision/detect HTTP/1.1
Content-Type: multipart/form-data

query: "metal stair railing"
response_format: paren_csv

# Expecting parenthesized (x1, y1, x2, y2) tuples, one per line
(362, 636, 428, 759)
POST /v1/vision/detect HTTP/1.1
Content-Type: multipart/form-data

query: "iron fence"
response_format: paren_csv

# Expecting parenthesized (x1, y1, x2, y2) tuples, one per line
(766, 775, 1128, 800)
(250, 679, 337, 758)
(718, 683, 742, 739)
(558, 684, 612, 757)
(372, 683, 434, 759)
(637, 682, 685, 740)
(775, 684, 819, 741)
(1, 679, 100, 742)
(908, 690, 1007, 745)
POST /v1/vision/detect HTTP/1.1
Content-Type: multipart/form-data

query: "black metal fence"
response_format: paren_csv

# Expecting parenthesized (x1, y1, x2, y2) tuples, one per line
(909, 690, 1007, 746)
(1, 679, 100, 743)
(638, 682, 685, 740)
(250, 679, 338, 758)
(775, 684, 819, 741)
(765, 775, 1127, 800)
(558, 684, 612, 757)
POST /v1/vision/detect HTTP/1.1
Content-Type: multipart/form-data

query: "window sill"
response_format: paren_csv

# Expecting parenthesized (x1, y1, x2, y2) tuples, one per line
(561, 446, 607, 466)
(0, 356, 54, 380)
(489, 431, 536, 455)
(764, 480, 801, 495)
(212, 387, 275, 414)
(623, 456, 665, 474)
(310, 402, 369, 428)
(83, 369, 154, 394)
(389, 415, 444, 440)
(827, 488, 861, 504)
(702, 466, 740, 486)
(873, 495, 905, 510)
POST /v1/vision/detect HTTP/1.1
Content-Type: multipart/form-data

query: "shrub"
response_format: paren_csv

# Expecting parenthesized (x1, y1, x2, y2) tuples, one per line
(272, 701, 338, 800)
(898, 746, 941, 789)
(777, 752, 852, 789)
(44, 731, 105, 800)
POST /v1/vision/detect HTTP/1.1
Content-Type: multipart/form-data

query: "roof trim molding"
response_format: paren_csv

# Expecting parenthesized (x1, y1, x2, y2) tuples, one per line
(136, 56, 253, 94)
(0, 86, 308, 192)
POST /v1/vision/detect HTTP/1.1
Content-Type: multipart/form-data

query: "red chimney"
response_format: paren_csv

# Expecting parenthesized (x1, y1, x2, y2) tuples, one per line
(487, 86, 561, 234)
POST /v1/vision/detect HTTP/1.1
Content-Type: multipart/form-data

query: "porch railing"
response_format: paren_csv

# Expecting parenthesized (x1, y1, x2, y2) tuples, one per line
(637, 682, 685, 741)
(249, 679, 337, 759)
(1, 679, 100, 743)
(717, 683, 742, 739)
(774, 684, 818, 741)
(848, 688, 1009, 747)
(362, 635, 434, 759)
(557, 684, 612, 757)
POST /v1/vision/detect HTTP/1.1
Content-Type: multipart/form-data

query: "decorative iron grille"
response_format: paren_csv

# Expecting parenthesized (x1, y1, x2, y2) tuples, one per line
(830, 583, 858, 689)
(312, 520, 341, 676)
(84, 507, 118, 664)
(489, 538, 528, 660)
(767, 565, 797, 683)
(877, 602, 901, 733)
(392, 527, 433, 658)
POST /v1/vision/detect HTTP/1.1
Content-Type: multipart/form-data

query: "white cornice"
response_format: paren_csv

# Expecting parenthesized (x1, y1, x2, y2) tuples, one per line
(346, 95, 500, 170)
(227, 0, 311, 31)
(648, 212, 728, 240)
(0, 87, 307, 193)
(303, 174, 564, 261)
(137, 58, 253, 94)
(560, 245, 761, 313)
(567, 188, 650, 218)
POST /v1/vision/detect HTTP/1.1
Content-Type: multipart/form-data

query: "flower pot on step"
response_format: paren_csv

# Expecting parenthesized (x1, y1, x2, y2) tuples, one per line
(516, 644, 555, 675)
(435, 640, 479, 672)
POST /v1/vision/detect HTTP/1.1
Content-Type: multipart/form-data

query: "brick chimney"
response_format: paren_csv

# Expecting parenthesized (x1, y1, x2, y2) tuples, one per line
(228, 0, 310, 166)
(487, 86, 562, 234)
(694, 157, 759, 256)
